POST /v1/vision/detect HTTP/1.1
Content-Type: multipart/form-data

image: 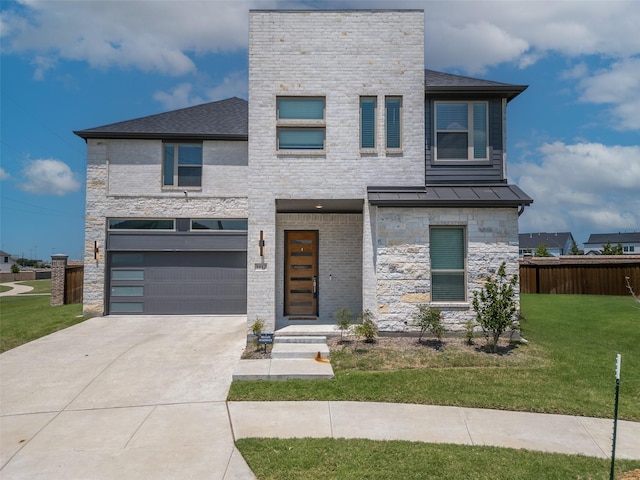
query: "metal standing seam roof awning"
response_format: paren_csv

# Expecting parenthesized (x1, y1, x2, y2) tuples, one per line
(367, 185, 533, 209)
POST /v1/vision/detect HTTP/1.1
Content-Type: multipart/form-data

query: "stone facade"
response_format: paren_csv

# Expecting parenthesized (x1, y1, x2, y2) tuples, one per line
(375, 207, 520, 330)
(50, 254, 68, 307)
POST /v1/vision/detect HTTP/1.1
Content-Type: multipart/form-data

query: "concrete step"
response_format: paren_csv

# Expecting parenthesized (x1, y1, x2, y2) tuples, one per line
(233, 358, 334, 381)
(271, 343, 330, 359)
(275, 335, 327, 344)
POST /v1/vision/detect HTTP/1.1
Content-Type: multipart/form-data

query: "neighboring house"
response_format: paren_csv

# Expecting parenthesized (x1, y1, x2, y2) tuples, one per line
(0, 251, 18, 272)
(74, 10, 533, 331)
(584, 232, 640, 255)
(518, 232, 576, 257)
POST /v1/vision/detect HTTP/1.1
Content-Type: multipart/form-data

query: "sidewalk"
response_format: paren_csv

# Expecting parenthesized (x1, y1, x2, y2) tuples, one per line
(228, 401, 640, 460)
(0, 282, 35, 297)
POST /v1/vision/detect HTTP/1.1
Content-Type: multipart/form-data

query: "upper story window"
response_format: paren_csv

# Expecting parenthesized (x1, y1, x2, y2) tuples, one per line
(163, 143, 202, 188)
(276, 97, 325, 151)
(435, 102, 488, 161)
(385, 96, 402, 150)
(360, 97, 377, 150)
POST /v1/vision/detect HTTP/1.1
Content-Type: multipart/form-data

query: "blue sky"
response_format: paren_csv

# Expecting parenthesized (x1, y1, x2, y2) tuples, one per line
(1, 0, 639, 261)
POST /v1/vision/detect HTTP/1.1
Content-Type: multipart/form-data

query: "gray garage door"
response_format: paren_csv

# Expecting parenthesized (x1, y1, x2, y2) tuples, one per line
(108, 251, 247, 315)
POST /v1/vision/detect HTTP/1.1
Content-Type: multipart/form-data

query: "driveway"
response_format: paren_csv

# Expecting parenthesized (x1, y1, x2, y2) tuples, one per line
(0, 315, 255, 479)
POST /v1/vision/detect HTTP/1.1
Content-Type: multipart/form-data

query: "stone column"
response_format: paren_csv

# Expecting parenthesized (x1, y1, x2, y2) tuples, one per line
(51, 254, 68, 306)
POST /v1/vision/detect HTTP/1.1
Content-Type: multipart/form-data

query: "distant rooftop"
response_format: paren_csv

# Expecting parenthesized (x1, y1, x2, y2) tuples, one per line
(519, 232, 574, 250)
(585, 232, 640, 245)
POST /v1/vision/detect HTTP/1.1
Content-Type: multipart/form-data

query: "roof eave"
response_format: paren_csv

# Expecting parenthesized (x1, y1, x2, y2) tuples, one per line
(426, 85, 528, 102)
(73, 131, 248, 141)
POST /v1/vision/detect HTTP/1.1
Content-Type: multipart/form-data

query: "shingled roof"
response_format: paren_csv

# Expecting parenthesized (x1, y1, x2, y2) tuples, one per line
(519, 232, 574, 250)
(74, 97, 247, 140)
(425, 69, 527, 101)
(585, 232, 640, 245)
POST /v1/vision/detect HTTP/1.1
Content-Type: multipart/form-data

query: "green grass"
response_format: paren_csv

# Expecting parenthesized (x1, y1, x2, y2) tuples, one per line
(229, 295, 640, 421)
(17, 279, 52, 294)
(0, 282, 90, 353)
(0, 284, 11, 293)
(236, 438, 640, 480)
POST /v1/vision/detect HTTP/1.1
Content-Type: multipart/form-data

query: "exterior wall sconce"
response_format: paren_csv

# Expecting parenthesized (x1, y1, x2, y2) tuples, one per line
(259, 230, 265, 258)
(94, 241, 100, 260)
(256, 230, 267, 270)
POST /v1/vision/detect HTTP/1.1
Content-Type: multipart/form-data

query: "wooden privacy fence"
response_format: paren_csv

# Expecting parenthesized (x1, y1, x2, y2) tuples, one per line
(65, 265, 84, 304)
(520, 256, 640, 295)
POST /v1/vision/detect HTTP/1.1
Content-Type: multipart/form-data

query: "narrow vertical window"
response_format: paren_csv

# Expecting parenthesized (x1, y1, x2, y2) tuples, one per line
(360, 97, 376, 149)
(430, 227, 466, 301)
(385, 97, 402, 149)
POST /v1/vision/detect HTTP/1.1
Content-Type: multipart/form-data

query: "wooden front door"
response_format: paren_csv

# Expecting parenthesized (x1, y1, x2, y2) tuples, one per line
(284, 231, 318, 316)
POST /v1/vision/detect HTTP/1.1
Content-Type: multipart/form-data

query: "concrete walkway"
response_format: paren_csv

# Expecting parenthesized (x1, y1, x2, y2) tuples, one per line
(2, 316, 639, 480)
(228, 401, 640, 460)
(0, 282, 35, 297)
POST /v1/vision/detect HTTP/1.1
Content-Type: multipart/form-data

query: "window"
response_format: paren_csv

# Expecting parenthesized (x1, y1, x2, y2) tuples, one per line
(360, 97, 376, 149)
(385, 97, 402, 150)
(191, 219, 248, 231)
(430, 227, 466, 301)
(435, 102, 488, 160)
(277, 97, 325, 151)
(163, 143, 202, 187)
(108, 219, 175, 230)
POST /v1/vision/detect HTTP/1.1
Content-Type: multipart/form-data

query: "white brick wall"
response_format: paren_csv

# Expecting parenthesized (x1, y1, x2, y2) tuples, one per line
(248, 10, 426, 328)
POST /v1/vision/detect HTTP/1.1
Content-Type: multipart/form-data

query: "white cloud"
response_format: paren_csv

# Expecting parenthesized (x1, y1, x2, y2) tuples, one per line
(19, 159, 81, 196)
(511, 142, 640, 240)
(3, 1, 639, 78)
(1, 0, 275, 77)
(414, 0, 640, 74)
(0, 167, 9, 180)
(153, 71, 248, 110)
(205, 71, 248, 101)
(153, 83, 204, 110)
(575, 57, 640, 130)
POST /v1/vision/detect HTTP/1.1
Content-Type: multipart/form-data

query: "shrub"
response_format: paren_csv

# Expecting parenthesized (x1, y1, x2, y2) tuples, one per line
(463, 320, 476, 345)
(353, 309, 378, 343)
(251, 317, 265, 348)
(334, 307, 354, 342)
(472, 262, 518, 353)
(11, 264, 20, 274)
(411, 305, 446, 344)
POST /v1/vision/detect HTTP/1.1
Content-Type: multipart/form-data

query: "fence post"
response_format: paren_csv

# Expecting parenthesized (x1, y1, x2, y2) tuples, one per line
(50, 254, 68, 306)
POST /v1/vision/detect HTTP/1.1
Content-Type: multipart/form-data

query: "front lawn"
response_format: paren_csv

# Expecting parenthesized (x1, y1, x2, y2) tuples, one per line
(0, 282, 90, 353)
(229, 294, 640, 421)
(236, 438, 640, 480)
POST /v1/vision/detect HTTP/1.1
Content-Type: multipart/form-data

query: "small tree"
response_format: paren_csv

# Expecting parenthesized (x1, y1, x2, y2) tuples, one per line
(569, 239, 583, 255)
(334, 307, 354, 342)
(601, 241, 623, 255)
(411, 304, 446, 344)
(10, 264, 20, 274)
(534, 243, 552, 257)
(472, 262, 518, 353)
(353, 309, 378, 343)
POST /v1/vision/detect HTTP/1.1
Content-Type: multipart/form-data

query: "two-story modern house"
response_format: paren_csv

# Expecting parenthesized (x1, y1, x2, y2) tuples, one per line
(75, 10, 532, 332)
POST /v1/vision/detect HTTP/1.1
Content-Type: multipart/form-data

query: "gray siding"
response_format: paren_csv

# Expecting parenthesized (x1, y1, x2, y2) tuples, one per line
(425, 98, 505, 184)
